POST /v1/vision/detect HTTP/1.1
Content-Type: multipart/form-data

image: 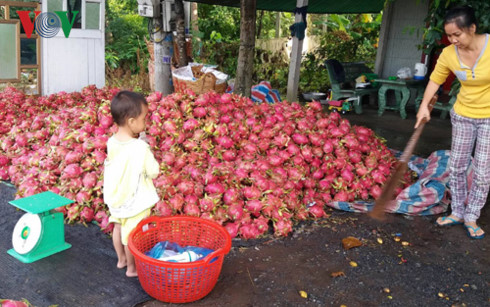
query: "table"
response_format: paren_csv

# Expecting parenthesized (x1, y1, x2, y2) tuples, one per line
(375, 79, 426, 119)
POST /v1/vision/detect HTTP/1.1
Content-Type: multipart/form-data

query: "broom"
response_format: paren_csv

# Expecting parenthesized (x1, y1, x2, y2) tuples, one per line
(368, 94, 439, 220)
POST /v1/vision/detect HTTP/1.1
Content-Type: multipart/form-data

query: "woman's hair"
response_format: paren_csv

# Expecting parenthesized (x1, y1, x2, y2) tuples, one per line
(444, 5, 478, 31)
(110, 91, 148, 126)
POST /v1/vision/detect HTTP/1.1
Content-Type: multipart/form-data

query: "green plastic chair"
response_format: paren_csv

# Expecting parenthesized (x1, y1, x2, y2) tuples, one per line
(325, 60, 379, 114)
(415, 84, 459, 119)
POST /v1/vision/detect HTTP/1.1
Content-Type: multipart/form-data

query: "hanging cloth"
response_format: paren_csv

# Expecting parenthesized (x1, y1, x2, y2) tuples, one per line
(289, 6, 308, 41)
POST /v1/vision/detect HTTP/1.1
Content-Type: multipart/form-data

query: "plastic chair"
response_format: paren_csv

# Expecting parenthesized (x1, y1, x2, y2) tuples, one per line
(325, 59, 379, 114)
(415, 85, 459, 119)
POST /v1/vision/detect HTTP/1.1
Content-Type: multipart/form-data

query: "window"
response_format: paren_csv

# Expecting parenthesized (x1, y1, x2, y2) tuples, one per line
(21, 38, 37, 65)
(57, 0, 102, 31)
(0, 1, 41, 94)
(85, 2, 100, 30)
(0, 21, 20, 80)
(48, 0, 63, 13)
(67, 0, 81, 29)
(0, 6, 6, 20)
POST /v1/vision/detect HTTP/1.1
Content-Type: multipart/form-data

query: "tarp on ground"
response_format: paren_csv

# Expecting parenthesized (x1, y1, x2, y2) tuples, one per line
(189, 0, 385, 14)
(328, 150, 471, 216)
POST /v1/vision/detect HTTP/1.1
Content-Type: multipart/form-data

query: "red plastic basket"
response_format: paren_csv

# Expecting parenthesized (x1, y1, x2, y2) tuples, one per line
(128, 216, 232, 303)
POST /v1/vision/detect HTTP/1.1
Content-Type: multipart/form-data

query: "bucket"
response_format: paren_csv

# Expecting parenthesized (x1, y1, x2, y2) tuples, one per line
(414, 63, 427, 80)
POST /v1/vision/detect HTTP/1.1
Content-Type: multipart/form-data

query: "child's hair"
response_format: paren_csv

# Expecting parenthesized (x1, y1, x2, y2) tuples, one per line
(444, 5, 478, 32)
(110, 91, 148, 126)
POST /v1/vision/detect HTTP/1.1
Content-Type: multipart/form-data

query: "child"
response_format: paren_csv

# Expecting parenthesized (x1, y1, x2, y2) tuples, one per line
(103, 91, 160, 277)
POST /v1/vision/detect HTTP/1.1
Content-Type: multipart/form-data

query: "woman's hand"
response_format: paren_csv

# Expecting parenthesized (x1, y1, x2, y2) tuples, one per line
(415, 105, 431, 129)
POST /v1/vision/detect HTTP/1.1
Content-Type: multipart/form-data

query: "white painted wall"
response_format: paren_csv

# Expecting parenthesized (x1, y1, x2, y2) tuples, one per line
(41, 1, 105, 95)
(376, 0, 429, 78)
(256, 35, 321, 59)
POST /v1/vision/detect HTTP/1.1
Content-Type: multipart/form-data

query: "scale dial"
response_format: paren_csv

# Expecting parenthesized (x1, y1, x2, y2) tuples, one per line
(12, 213, 42, 254)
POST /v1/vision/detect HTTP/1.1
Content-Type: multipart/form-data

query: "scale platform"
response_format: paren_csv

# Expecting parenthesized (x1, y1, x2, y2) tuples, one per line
(8, 191, 74, 263)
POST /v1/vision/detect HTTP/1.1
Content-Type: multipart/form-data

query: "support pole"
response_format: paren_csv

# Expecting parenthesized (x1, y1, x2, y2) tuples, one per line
(286, 0, 308, 102)
(374, 1, 393, 77)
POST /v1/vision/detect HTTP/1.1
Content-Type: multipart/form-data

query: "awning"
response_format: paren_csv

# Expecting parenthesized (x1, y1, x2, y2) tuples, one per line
(188, 0, 385, 14)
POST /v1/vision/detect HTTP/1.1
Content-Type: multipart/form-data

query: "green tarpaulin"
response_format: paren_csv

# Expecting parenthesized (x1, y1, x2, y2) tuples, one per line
(189, 0, 385, 14)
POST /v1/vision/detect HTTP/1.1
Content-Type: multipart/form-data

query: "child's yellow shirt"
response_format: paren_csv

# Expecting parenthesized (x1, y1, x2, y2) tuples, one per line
(103, 137, 160, 218)
(430, 33, 490, 118)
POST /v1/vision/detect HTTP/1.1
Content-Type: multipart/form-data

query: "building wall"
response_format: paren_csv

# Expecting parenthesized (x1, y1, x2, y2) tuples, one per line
(256, 35, 321, 59)
(377, 0, 429, 78)
(41, 0, 105, 95)
(42, 33, 105, 95)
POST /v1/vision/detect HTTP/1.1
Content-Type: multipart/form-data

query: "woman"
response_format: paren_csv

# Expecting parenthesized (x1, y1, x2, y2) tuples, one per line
(415, 5, 490, 239)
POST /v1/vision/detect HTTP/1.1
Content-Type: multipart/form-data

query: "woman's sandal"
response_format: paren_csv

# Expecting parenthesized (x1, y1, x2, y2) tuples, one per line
(464, 225, 485, 240)
(435, 216, 463, 227)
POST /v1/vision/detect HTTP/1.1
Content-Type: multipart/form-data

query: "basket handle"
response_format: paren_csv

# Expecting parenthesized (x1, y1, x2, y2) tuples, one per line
(201, 248, 225, 264)
(200, 72, 217, 93)
(136, 215, 160, 232)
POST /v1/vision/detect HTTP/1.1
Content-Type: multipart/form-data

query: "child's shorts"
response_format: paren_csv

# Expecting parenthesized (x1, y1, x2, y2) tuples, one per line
(109, 208, 152, 245)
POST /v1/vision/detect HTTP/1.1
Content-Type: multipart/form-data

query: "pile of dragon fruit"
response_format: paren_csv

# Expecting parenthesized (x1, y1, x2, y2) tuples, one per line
(0, 85, 414, 239)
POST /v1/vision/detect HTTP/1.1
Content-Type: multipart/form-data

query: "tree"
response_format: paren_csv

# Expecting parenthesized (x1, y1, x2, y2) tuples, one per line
(174, 0, 188, 67)
(234, 0, 256, 97)
(422, 0, 490, 55)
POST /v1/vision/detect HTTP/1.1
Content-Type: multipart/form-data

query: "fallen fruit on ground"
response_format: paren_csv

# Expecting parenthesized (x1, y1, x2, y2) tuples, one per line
(0, 299, 29, 307)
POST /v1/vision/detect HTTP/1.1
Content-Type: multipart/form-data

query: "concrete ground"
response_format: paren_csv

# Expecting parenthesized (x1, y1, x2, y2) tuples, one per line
(342, 101, 453, 158)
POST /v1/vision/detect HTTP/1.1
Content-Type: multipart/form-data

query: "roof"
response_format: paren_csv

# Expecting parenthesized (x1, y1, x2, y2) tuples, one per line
(189, 0, 386, 14)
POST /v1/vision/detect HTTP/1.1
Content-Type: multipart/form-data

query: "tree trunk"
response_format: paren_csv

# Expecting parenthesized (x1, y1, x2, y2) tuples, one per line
(174, 0, 188, 67)
(275, 12, 281, 38)
(256, 10, 264, 39)
(190, 2, 199, 34)
(234, 0, 256, 97)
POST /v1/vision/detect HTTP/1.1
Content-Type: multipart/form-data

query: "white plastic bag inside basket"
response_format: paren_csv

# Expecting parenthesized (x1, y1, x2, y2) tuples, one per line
(172, 64, 229, 84)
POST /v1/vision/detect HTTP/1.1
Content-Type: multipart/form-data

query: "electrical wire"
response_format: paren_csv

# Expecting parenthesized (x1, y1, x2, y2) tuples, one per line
(148, 18, 164, 43)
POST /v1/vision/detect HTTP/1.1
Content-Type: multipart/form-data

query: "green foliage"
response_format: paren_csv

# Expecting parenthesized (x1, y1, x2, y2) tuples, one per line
(193, 6, 293, 78)
(298, 26, 379, 94)
(297, 14, 380, 93)
(196, 5, 294, 41)
(195, 8, 380, 95)
(193, 39, 240, 77)
(105, 0, 149, 73)
(422, 0, 490, 54)
(256, 11, 294, 39)
(298, 52, 331, 94)
(253, 49, 289, 90)
(196, 5, 241, 42)
(105, 51, 120, 70)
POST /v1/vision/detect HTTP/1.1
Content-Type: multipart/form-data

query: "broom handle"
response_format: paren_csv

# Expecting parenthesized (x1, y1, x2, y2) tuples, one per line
(369, 94, 438, 220)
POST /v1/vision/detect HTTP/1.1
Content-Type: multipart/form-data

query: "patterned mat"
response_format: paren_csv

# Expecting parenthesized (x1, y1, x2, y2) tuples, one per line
(328, 150, 467, 215)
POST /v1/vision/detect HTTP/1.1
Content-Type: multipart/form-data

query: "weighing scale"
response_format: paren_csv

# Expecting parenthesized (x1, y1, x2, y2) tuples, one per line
(7, 191, 74, 263)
